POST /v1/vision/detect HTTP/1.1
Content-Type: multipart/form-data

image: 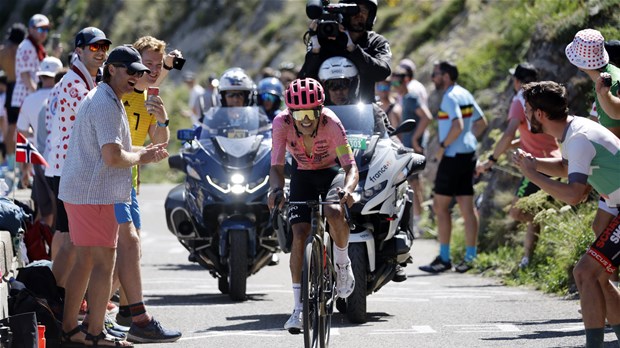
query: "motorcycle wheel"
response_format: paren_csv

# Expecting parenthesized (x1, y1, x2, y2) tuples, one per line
(346, 243, 368, 324)
(228, 230, 248, 301)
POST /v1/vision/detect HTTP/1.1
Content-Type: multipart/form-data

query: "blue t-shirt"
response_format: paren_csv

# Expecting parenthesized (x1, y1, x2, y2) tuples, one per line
(437, 84, 484, 157)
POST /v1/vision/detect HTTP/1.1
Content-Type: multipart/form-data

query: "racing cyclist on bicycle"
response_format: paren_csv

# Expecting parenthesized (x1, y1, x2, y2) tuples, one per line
(268, 78, 359, 333)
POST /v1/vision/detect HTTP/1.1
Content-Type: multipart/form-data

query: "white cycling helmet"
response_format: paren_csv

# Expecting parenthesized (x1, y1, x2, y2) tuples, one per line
(218, 67, 255, 106)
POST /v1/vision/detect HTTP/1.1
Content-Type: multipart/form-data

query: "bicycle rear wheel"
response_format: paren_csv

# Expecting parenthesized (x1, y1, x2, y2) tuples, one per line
(302, 237, 323, 348)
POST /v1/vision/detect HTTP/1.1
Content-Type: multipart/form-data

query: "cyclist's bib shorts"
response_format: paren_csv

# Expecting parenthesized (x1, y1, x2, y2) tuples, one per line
(289, 166, 343, 225)
(587, 212, 620, 274)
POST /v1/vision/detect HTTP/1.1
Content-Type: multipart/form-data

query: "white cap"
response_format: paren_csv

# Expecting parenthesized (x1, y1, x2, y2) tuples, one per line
(37, 57, 63, 77)
(29, 14, 50, 28)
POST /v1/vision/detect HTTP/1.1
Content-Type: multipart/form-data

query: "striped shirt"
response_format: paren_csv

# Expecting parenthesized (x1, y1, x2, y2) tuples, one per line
(58, 83, 133, 205)
(437, 84, 484, 157)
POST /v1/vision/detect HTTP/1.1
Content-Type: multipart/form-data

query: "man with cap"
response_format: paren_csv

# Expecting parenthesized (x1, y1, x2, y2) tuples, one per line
(9, 15, 49, 172)
(58, 45, 167, 347)
(45, 27, 111, 291)
(475, 62, 560, 268)
(0, 23, 27, 166)
(113, 35, 182, 343)
(16, 56, 62, 227)
(399, 58, 428, 107)
(390, 63, 432, 245)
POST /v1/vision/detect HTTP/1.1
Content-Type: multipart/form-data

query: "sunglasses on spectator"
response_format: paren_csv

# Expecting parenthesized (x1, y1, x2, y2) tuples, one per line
(376, 84, 390, 92)
(291, 109, 320, 121)
(260, 93, 277, 103)
(112, 64, 145, 78)
(87, 43, 110, 53)
(36, 27, 50, 33)
(325, 79, 350, 91)
(226, 92, 245, 99)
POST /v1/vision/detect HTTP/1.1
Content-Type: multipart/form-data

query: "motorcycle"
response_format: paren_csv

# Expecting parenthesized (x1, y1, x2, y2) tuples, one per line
(164, 106, 279, 301)
(332, 104, 426, 323)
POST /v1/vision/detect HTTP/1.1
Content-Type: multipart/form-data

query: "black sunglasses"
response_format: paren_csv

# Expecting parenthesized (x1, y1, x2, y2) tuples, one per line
(112, 64, 145, 78)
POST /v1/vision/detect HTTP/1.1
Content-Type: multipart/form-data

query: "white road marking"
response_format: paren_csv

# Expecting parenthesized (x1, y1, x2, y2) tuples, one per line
(445, 324, 521, 333)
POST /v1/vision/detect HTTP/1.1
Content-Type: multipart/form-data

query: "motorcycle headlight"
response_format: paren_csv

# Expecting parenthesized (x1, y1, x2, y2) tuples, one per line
(231, 173, 245, 184)
(363, 181, 388, 200)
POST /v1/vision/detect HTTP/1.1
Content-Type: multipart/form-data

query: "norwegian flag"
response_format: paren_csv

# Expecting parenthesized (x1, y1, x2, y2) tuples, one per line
(16, 132, 48, 167)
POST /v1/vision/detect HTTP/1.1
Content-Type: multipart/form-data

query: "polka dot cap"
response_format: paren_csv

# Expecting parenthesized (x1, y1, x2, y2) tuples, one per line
(565, 29, 609, 70)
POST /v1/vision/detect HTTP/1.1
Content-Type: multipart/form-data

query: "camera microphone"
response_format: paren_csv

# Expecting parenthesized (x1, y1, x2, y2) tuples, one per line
(306, 0, 324, 19)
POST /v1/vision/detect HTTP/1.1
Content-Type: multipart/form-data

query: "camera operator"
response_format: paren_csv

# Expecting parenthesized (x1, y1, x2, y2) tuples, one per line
(299, 0, 392, 104)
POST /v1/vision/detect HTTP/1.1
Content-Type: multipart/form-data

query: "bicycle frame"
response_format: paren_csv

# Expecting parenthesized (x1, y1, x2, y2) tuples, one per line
(290, 199, 340, 348)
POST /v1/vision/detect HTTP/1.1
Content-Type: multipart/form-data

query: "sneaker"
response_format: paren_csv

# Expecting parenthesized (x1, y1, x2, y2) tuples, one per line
(336, 262, 355, 299)
(105, 315, 129, 333)
(454, 260, 473, 273)
(115, 312, 132, 327)
(418, 256, 452, 273)
(127, 317, 182, 343)
(392, 264, 407, 282)
(283, 309, 302, 334)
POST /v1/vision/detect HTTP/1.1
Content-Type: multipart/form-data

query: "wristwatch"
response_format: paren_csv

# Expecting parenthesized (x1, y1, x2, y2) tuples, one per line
(163, 62, 173, 71)
(157, 119, 169, 127)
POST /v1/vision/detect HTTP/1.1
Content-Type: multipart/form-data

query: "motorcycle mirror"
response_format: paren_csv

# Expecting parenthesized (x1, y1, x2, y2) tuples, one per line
(168, 154, 185, 172)
(389, 119, 416, 137)
(177, 128, 196, 141)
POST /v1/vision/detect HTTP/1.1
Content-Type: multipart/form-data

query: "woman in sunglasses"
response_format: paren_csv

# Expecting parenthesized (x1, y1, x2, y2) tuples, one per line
(256, 77, 284, 121)
(268, 77, 359, 333)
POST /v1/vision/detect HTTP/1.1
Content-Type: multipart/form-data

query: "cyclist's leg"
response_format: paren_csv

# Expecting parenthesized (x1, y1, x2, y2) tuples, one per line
(591, 205, 620, 326)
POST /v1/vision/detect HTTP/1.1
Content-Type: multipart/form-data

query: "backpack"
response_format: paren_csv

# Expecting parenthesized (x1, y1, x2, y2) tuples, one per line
(23, 221, 53, 261)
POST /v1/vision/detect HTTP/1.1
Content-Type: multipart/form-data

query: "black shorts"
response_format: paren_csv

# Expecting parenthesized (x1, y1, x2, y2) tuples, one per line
(5, 82, 19, 124)
(515, 176, 541, 198)
(289, 167, 343, 225)
(47, 176, 69, 233)
(32, 165, 55, 216)
(433, 152, 476, 196)
(587, 213, 620, 274)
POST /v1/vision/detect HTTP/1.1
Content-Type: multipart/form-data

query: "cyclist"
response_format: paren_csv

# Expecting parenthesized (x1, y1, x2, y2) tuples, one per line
(268, 78, 359, 333)
(514, 81, 620, 348)
(256, 77, 284, 121)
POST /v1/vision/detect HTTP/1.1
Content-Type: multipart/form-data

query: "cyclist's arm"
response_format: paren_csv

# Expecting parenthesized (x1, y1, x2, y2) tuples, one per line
(268, 165, 285, 210)
(341, 163, 359, 207)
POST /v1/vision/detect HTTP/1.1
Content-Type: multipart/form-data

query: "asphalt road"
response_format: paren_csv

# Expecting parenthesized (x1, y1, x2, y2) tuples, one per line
(135, 184, 618, 348)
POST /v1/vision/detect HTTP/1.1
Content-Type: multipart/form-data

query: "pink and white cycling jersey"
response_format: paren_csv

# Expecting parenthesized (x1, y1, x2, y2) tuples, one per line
(271, 107, 354, 170)
(45, 58, 97, 177)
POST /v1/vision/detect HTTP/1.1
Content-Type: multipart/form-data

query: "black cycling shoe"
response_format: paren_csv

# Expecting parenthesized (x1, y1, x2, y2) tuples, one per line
(392, 265, 407, 282)
(418, 256, 452, 273)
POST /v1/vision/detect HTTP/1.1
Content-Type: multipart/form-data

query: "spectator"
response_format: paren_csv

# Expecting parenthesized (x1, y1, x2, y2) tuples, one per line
(399, 58, 428, 106)
(419, 61, 487, 274)
(0, 23, 27, 166)
(0, 72, 7, 162)
(45, 27, 111, 290)
(200, 74, 218, 116)
(183, 71, 205, 125)
(10, 15, 49, 171)
(58, 45, 166, 347)
(16, 56, 62, 227)
(475, 63, 561, 268)
(514, 80, 620, 348)
(278, 61, 297, 89)
(391, 65, 432, 237)
(298, 0, 391, 104)
(376, 78, 402, 133)
(114, 35, 182, 343)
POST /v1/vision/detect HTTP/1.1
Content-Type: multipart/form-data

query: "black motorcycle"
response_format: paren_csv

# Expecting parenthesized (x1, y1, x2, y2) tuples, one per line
(165, 106, 278, 301)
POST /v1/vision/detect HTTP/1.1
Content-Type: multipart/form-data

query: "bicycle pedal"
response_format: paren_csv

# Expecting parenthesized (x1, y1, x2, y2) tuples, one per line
(287, 328, 301, 335)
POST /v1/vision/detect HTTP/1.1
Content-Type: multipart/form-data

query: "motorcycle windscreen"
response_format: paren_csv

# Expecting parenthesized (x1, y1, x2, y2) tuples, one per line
(200, 106, 270, 139)
(327, 104, 375, 151)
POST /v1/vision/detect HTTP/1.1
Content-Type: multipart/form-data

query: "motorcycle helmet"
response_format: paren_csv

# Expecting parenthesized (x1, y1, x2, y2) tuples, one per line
(284, 78, 325, 110)
(318, 56, 360, 105)
(340, 0, 377, 32)
(257, 77, 284, 121)
(218, 67, 255, 106)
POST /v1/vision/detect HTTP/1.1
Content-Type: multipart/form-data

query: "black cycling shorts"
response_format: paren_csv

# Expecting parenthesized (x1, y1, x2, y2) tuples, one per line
(288, 167, 343, 226)
(433, 152, 476, 196)
(587, 213, 620, 274)
(47, 176, 69, 233)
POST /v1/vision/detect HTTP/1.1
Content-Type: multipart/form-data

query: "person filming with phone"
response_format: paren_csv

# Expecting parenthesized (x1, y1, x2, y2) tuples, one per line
(299, 0, 391, 104)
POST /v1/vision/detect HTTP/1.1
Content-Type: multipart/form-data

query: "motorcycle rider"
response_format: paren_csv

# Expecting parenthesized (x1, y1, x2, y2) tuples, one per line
(268, 78, 359, 333)
(318, 56, 410, 282)
(257, 77, 284, 121)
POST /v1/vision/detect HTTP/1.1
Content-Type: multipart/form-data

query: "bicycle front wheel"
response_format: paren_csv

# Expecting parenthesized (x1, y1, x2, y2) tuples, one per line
(302, 237, 323, 348)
